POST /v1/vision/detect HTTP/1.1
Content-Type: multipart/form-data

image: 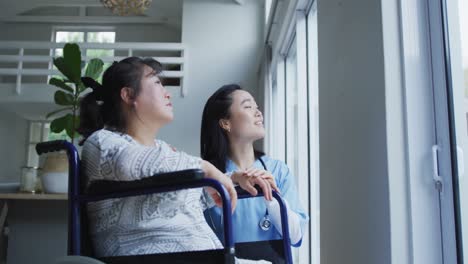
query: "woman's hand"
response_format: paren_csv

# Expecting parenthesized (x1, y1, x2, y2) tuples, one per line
(201, 161, 237, 212)
(210, 172, 238, 210)
(244, 168, 280, 194)
(231, 169, 280, 201)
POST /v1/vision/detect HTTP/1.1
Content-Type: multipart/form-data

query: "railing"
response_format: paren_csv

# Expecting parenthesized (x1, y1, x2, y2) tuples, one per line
(0, 41, 187, 96)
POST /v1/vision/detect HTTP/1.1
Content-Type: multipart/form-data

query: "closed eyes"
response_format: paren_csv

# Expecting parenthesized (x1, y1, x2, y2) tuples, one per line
(244, 105, 259, 110)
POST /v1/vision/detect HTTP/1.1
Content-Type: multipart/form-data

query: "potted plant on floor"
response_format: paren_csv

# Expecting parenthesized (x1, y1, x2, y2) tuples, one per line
(41, 43, 104, 193)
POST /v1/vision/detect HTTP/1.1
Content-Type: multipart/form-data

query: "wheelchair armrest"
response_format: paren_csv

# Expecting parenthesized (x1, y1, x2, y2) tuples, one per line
(76, 169, 236, 260)
(86, 169, 205, 196)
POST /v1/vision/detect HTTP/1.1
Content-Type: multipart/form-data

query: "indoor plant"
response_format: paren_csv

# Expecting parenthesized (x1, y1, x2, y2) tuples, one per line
(47, 43, 104, 144)
(41, 43, 104, 193)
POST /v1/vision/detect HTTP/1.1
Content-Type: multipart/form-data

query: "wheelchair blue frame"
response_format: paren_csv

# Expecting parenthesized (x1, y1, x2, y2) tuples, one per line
(36, 140, 292, 264)
(237, 191, 293, 263)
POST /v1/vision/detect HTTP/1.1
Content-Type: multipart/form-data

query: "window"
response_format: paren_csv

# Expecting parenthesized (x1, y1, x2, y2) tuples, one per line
(268, 4, 316, 263)
(435, 0, 468, 261)
(53, 27, 116, 56)
(285, 37, 299, 178)
(456, 0, 468, 259)
(271, 60, 286, 162)
(306, 3, 319, 263)
(51, 27, 116, 81)
(265, 0, 273, 24)
(26, 121, 69, 168)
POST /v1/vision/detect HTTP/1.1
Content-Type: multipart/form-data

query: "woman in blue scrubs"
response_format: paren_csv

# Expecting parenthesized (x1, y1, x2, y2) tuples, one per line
(201, 84, 309, 263)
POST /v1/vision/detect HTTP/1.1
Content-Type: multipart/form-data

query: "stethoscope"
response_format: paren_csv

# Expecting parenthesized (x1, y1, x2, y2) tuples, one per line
(257, 158, 272, 231)
(208, 157, 273, 232)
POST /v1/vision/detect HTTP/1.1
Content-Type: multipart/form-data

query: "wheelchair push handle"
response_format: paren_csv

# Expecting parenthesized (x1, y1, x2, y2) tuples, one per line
(235, 185, 264, 197)
(36, 140, 70, 155)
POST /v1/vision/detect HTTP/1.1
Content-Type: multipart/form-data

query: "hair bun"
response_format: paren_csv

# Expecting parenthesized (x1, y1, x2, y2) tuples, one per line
(81, 77, 102, 90)
(81, 77, 105, 100)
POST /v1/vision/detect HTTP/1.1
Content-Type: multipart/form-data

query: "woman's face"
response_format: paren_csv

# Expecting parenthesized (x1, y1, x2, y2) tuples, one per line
(133, 65, 173, 126)
(224, 90, 265, 142)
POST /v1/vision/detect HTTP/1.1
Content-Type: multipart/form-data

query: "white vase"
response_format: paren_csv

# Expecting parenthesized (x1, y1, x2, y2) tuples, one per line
(42, 172, 68, 193)
(41, 152, 68, 193)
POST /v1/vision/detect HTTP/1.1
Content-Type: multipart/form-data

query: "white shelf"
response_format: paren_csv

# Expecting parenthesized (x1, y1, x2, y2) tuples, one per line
(0, 193, 67, 200)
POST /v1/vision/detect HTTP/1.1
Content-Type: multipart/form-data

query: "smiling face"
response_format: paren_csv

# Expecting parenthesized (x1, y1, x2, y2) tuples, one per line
(133, 65, 173, 126)
(222, 90, 265, 142)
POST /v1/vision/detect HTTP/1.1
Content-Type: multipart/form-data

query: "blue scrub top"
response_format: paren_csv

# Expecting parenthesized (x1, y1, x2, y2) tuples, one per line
(204, 155, 309, 247)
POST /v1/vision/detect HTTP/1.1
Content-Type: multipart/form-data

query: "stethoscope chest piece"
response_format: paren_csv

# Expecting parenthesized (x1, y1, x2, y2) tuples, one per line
(259, 212, 271, 231)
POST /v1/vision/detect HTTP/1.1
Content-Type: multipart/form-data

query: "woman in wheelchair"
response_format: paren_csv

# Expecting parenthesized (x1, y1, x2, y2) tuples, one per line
(78, 57, 272, 263)
(201, 84, 309, 262)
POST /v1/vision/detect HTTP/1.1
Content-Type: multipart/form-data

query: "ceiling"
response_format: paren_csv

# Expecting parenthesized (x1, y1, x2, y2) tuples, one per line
(0, 0, 183, 29)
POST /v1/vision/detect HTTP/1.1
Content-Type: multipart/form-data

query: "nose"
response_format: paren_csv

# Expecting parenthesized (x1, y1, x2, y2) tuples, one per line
(255, 108, 262, 117)
(164, 90, 171, 99)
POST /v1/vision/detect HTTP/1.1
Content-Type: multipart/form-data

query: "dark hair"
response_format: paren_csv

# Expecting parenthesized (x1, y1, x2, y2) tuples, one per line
(78, 57, 163, 145)
(200, 84, 264, 172)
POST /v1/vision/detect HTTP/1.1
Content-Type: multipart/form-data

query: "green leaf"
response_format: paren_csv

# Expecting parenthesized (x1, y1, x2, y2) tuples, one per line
(63, 43, 82, 83)
(49, 78, 74, 93)
(46, 107, 73, 119)
(54, 90, 74, 106)
(64, 114, 80, 138)
(84, 58, 104, 80)
(50, 114, 69, 133)
(53, 57, 74, 82)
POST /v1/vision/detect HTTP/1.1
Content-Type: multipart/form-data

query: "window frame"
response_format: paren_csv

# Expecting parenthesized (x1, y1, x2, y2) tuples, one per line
(305, 2, 319, 263)
(51, 26, 116, 43)
(265, 0, 468, 262)
(385, 0, 455, 262)
(266, 0, 316, 262)
(49, 26, 116, 71)
(432, 0, 468, 262)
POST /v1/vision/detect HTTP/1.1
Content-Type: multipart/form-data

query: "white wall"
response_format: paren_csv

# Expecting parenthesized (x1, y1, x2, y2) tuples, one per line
(0, 23, 51, 41)
(160, 0, 263, 155)
(116, 25, 180, 42)
(0, 23, 181, 42)
(0, 108, 27, 183)
(317, 0, 392, 263)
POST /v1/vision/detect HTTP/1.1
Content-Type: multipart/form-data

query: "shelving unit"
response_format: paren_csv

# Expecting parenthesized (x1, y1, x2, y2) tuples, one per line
(0, 193, 67, 200)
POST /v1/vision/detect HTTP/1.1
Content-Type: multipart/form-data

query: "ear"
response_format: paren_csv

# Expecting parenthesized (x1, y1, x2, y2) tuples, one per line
(120, 87, 134, 106)
(219, 119, 231, 132)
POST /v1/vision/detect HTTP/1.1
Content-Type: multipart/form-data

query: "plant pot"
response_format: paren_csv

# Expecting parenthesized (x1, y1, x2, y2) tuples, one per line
(41, 152, 68, 194)
(41, 172, 68, 193)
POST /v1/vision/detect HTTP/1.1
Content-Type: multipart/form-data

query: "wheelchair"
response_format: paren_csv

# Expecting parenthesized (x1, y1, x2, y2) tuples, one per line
(36, 140, 293, 264)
